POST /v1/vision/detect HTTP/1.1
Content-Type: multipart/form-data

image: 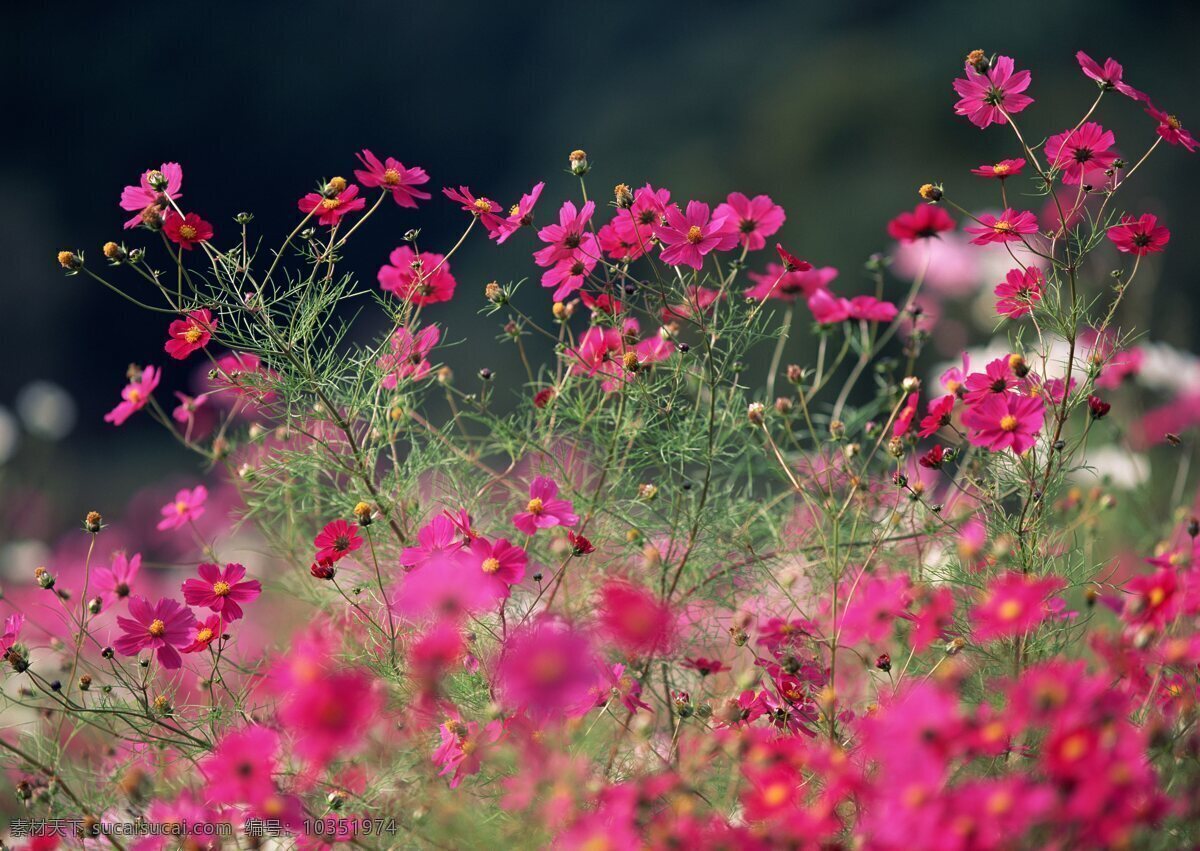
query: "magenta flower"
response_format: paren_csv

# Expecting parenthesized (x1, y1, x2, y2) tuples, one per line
(119, 162, 182, 229)
(104, 365, 160, 426)
(298, 183, 367, 226)
(806, 288, 851, 324)
(995, 266, 1045, 318)
(965, 209, 1038, 245)
(534, 200, 598, 268)
(400, 514, 463, 570)
(1045, 122, 1117, 186)
(157, 485, 207, 531)
(353, 149, 431, 208)
(512, 476, 578, 535)
(745, 263, 836, 302)
(163, 210, 213, 250)
(962, 393, 1045, 454)
(970, 158, 1026, 179)
(378, 246, 456, 305)
(164, 308, 216, 360)
(495, 181, 545, 244)
(714, 192, 785, 251)
(114, 596, 196, 669)
(200, 725, 280, 807)
(1144, 104, 1197, 152)
(952, 55, 1034, 129)
(541, 254, 597, 302)
(1107, 213, 1171, 256)
(963, 357, 1019, 404)
(598, 581, 676, 656)
(1, 614, 23, 659)
(377, 325, 440, 388)
(496, 618, 599, 721)
(657, 201, 737, 270)
(94, 551, 141, 608)
(918, 394, 956, 438)
(181, 562, 261, 622)
(467, 537, 528, 591)
(443, 186, 507, 237)
(275, 661, 383, 769)
(313, 519, 363, 563)
(847, 295, 898, 322)
(887, 205, 955, 242)
(182, 615, 222, 654)
(972, 571, 1066, 640)
(1075, 51, 1145, 101)
(393, 551, 504, 620)
(602, 184, 671, 260)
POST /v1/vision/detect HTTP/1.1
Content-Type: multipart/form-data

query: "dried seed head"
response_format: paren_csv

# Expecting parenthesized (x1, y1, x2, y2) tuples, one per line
(326, 176, 348, 195)
(485, 281, 504, 303)
(747, 402, 766, 425)
(85, 511, 103, 533)
(918, 183, 943, 203)
(614, 183, 634, 208)
(622, 351, 641, 373)
(78, 675, 92, 692)
(568, 149, 589, 176)
(966, 49, 989, 72)
(57, 250, 83, 271)
(35, 566, 55, 590)
(353, 502, 373, 526)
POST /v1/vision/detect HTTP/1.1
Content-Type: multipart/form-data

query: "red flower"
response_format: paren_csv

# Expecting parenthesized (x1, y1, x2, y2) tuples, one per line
(163, 211, 213, 250)
(298, 184, 367, 226)
(1045, 122, 1117, 186)
(919, 445, 946, 469)
(1144, 104, 1198, 152)
(114, 596, 196, 669)
(994, 266, 1044, 318)
(1075, 51, 1145, 101)
(775, 243, 812, 272)
(1087, 395, 1111, 419)
(377, 246, 456, 305)
(962, 392, 1045, 454)
(970, 158, 1026, 179)
(443, 186, 507, 237)
(164, 308, 216, 359)
(887, 204, 955, 242)
(568, 531, 595, 556)
(313, 519, 363, 563)
(1107, 214, 1170, 256)
(918, 395, 956, 438)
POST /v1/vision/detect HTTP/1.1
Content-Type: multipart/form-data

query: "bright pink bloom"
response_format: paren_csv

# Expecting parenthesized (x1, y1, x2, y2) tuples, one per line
(104, 365, 160, 426)
(277, 664, 382, 769)
(918, 394, 956, 438)
(963, 357, 1019, 404)
(601, 184, 671, 261)
(434, 718, 504, 788)
(714, 192, 785, 251)
(745, 263, 837, 302)
(163, 210, 213, 250)
(534, 200, 598, 267)
(353, 149, 431, 207)
(114, 596, 196, 669)
(443, 186, 507, 237)
(962, 392, 1045, 454)
(541, 253, 597, 302)
(657, 201, 737, 270)
(467, 537, 528, 590)
(1107, 213, 1170, 256)
(512, 476, 578, 535)
(1, 614, 24, 659)
(971, 571, 1066, 640)
(209, 351, 279, 404)
(970, 158, 1026, 179)
(662, 285, 724, 322)
(495, 181, 545, 244)
(595, 662, 651, 713)
(1144, 103, 1198, 152)
(952, 55, 1034, 129)
(182, 615, 222, 654)
(893, 392, 919, 437)
(164, 308, 216, 359)
(298, 183, 367, 226)
(377, 325, 440, 388)
(200, 725, 280, 806)
(994, 266, 1044, 318)
(313, 519, 363, 563)
(156, 485, 207, 531)
(378, 246, 456, 305)
(119, 162, 182, 229)
(95, 551, 141, 608)
(1076, 51, 1145, 100)
(496, 618, 599, 721)
(1123, 568, 1179, 627)
(887, 205, 955, 242)
(1045, 122, 1117, 185)
(910, 587, 956, 651)
(181, 562, 261, 622)
(598, 581, 676, 656)
(806, 288, 851, 324)
(847, 295, 898, 322)
(400, 514, 463, 570)
(965, 209, 1038, 245)
(393, 550, 504, 620)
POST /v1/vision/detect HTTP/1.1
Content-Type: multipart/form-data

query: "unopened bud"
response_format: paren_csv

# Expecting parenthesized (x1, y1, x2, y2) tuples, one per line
(84, 511, 103, 533)
(786, 364, 804, 385)
(102, 242, 126, 263)
(325, 176, 348, 195)
(747, 403, 766, 425)
(353, 501, 373, 526)
(965, 49, 989, 72)
(774, 397, 793, 414)
(88, 597, 103, 616)
(35, 567, 55, 590)
(485, 281, 505, 303)
(622, 351, 640, 373)
(568, 149, 589, 176)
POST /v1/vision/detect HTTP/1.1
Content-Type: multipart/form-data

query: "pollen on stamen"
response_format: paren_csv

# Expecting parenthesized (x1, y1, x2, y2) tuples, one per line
(178, 225, 198, 241)
(321, 198, 343, 210)
(526, 497, 544, 514)
(183, 326, 204, 344)
(686, 225, 704, 244)
(148, 619, 166, 637)
(383, 168, 401, 185)
(212, 581, 232, 597)
(999, 415, 1019, 432)
(481, 557, 501, 574)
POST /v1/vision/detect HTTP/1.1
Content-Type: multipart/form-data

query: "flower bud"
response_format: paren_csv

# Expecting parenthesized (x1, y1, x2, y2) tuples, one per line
(728, 626, 748, 647)
(478, 368, 493, 381)
(146, 170, 169, 191)
(747, 403, 766, 425)
(88, 597, 103, 616)
(311, 559, 337, 580)
(102, 242, 126, 263)
(918, 183, 943, 203)
(152, 695, 172, 715)
(829, 420, 846, 440)
(638, 483, 658, 501)
(1087, 394, 1111, 420)
(353, 501, 373, 526)
(325, 176, 348, 195)
(78, 675, 92, 692)
(57, 250, 83, 271)
(552, 302, 567, 320)
(875, 653, 891, 672)
(140, 207, 164, 230)
(568, 149, 589, 176)
(965, 49, 989, 72)
(485, 281, 505, 303)
(785, 364, 804, 385)
(327, 790, 347, 810)
(622, 351, 641, 373)
(887, 437, 905, 458)
(901, 376, 921, 393)
(101, 646, 114, 659)
(35, 567, 55, 590)
(614, 183, 633, 209)
(84, 511, 103, 533)
(774, 397, 793, 415)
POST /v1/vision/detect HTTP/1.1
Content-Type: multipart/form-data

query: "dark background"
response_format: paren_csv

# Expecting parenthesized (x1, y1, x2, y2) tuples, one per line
(5, 0, 1200, 535)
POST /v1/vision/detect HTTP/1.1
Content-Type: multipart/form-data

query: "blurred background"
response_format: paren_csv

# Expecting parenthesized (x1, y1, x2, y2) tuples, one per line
(4, 0, 1200, 545)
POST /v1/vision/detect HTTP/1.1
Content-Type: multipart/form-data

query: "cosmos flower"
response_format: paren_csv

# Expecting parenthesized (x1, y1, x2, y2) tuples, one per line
(970, 158, 1026, 179)
(971, 572, 1066, 640)
(313, 519, 363, 563)
(377, 325, 440, 388)
(1045, 122, 1117, 186)
(952, 55, 1034, 129)
(744, 263, 837, 302)
(962, 392, 1045, 454)
(119, 162, 182, 229)
(1144, 103, 1198, 152)
(443, 186, 508, 237)
(156, 485, 207, 532)
(377, 246, 456, 305)
(657, 201, 737, 270)
(714, 192, 786, 251)
(1075, 51, 1145, 101)
(94, 551, 141, 608)
(164, 309, 217, 359)
(965, 209, 1039, 245)
(298, 183, 367, 226)
(512, 476, 578, 535)
(353, 149, 431, 208)
(994, 266, 1045, 318)
(180, 562, 261, 622)
(887, 205, 955, 242)
(1107, 214, 1170, 256)
(104, 366, 160, 426)
(114, 596, 196, 669)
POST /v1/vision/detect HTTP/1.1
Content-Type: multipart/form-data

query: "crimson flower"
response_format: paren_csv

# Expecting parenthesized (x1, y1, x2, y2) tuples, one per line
(994, 267, 1045, 318)
(163, 211, 213, 250)
(962, 393, 1045, 454)
(887, 204, 955, 242)
(353, 149, 431, 208)
(918, 395, 956, 438)
(657, 201, 737, 270)
(1107, 214, 1170, 256)
(298, 184, 367, 226)
(164, 308, 216, 359)
(1144, 104, 1198, 152)
(114, 596, 196, 669)
(775, 243, 812, 272)
(313, 519, 363, 563)
(952, 55, 1034, 129)
(970, 158, 1025, 179)
(1075, 51, 1145, 101)
(181, 562, 261, 622)
(965, 209, 1038, 245)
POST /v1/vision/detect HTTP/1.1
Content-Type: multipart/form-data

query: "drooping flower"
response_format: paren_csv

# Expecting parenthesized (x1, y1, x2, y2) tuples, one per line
(744, 263, 837, 302)
(893, 392, 920, 437)
(94, 551, 141, 608)
(512, 476, 578, 535)
(657, 201, 737, 270)
(994, 266, 1045, 318)
(313, 519, 363, 563)
(0, 614, 22, 661)
(114, 596, 196, 669)
(887, 205, 956, 242)
(163, 211, 213, 250)
(965, 209, 1039, 245)
(970, 158, 1026, 179)
(164, 309, 217, 359)
(1107, 214, 1170, 256)
(353, 149, 431, 208)
(1045, 122, 1117, 186)
(971, 571, 1066, 640)
(298, 183, 367, 226)
(495, 181, 546, 244)
(377, 246, 456, 305)
(377, 325, 440, 388)
(119, 162, 182, 229)
(181, 562, 261, 622)
(952, 55, 1034, 129)
(597, 581, 676, 656)
(1075, 51, 1145, 101)
(962, 392, 1045, 454)
(443, 186, 508, 237)
(714, 192, 785, 251)
(104, 365, 160, 426)
(1144, 103, 1198, 152)
(157, 485, 207, 531)
(496, 618, 599, 721)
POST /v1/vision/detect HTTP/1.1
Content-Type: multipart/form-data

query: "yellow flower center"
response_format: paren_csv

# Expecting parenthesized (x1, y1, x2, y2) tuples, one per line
(148, 619, 166, 637)
(526, 497, 544, 514)
(175, 501, 189, 514)
(509, 204, 521, 217)
(993, 220, 1015, 234)
(212, 581, 231, 597)
(762, 782, 791, 807)
(178, 224, 198, 241)
(998, 599, 1023, 621)
(999, 414, 1019, 432)
(183, 325, 204, 344)
(1148, 587, 1166, 607)
(1059, 732, 1089, 762)
(321, 197, 342, 210)
(383, 168, 401, 185)
(481, 557, 501, 574)
(128, 389, 142, 403)
(992, 162, 1010, 174)
(196, 627, 214, 643)
(1167, 115, 1182, 130)
(473, 198, 494, 213)
(686, 225, 704, 244)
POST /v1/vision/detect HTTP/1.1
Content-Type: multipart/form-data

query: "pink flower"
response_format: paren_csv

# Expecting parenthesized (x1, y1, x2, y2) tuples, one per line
(1144, 103, 1198, 152)
(1107, 213, 1170, 256)
(970, 158, 1026, 179)
(971, 571, 1066, 640)
(1, 614, 24, 659)
(181, 562, 261, 622)
(443, 186, 507, 237)
(104, 365, 160, 426)
(114, 596, 196, 669)
(298, 183, 367, 226)
(313, 519, 363, 563)
(400, 514, 463, 570)
(918, 395, 956, 438)
(512, 476, 578, 535)
(847, 295, 898, 322)
(200, 725, 280, 806)
(393, 550, 504, 620)
(593, 662, 651, 713)
(965, 209, 1038, 245)
(209, 352, 279, 404)
(1045, 122, 1117, 186)
(962, 392, 1045, 454)
(353, 149, 431, 207)
(377, 325, 440, 388)
(534, 200, 598, 268)
(182, 615, 222, 654)
(806, 288, 851, 324)
(744, 263, 837, 302)
(963, 357, 1019, 404)
(714, 192, 785, 251)
(887, 205, 955, 242)
(163, 211, 213, 250)
(541, 254, 597, 302)
(598, 581, 676, 656)
(657, 201, 737, 270)
(94, 551, 141, 608)
(496, 618, 599, 721)
(994, 266, 1044, 318)
(1075, 51, 1145, 101)
(434, 718, 504, 788)
(377, 246, 456, 305)
(952, 55, 1034, 129)
(276, 663, 382, 769)
(893, 392, 919, 437)
(164, 309, 216, 359)
(495, 181, 545, 244)
(467, 537, 528, 590)
(119, 162, 182, 229)
(157, 485, 207, 531)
